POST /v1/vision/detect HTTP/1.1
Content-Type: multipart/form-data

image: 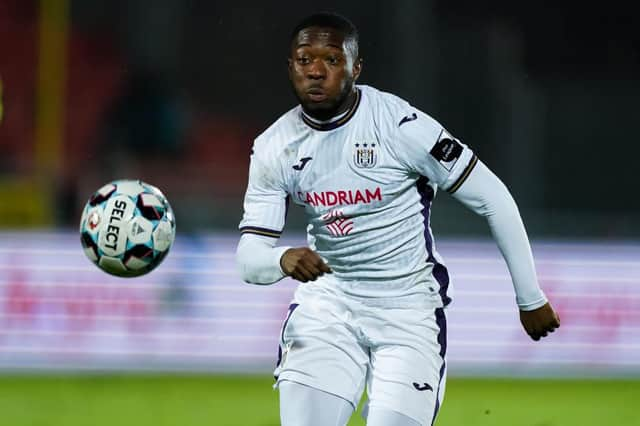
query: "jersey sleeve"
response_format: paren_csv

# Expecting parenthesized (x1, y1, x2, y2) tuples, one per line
(392, 108, 477, 193)
(238, 142, 288, 238)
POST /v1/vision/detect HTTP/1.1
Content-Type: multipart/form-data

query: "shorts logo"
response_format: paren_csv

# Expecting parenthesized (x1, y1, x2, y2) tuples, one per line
(321, 209, 353, 236)
(413, 382, 433, 391)
(430, 129, 463, 171)
(353, 142, 377, 168)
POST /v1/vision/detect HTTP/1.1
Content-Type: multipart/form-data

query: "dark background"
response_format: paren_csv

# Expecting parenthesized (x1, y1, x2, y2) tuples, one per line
(1, 0, 638, 237)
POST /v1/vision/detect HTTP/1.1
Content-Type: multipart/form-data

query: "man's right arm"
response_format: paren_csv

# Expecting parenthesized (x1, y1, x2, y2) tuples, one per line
(237, 235, 331, 284)
(236, 233, 290, 284)
(236, 139, 331, 285)
(279, 247, 332, 283)
(236, 141, 290, 284)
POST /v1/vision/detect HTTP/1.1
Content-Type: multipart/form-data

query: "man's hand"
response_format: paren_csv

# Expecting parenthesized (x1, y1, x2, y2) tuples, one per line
(280, 247, 332, 282)
(520, 302, 560, 341)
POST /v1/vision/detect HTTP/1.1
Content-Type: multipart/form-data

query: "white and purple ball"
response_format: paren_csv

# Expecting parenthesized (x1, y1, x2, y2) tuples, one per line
(79, 179, 176, 277)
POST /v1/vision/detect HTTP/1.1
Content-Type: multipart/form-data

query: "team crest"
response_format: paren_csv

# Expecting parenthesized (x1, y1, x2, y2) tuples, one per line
(353, 142, 377, 168)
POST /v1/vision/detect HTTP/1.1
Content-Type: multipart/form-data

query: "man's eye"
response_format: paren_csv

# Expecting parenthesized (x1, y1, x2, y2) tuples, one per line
(327, 56, 340, 65)
(297, 57, 310, 65)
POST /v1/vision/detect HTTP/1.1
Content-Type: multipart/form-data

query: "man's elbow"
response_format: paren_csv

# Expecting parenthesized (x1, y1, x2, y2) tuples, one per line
(235, 234, 286, 285)
(235, 254, 278, 285)
(478, 179, 521, 219)
(236, 255, 260, 284)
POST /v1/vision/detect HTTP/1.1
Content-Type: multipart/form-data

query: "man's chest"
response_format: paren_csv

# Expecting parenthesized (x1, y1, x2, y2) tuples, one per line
(285, 130, 411, 215)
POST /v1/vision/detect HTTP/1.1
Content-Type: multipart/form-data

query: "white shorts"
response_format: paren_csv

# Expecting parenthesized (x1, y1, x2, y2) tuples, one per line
(274, 284, 448, 426)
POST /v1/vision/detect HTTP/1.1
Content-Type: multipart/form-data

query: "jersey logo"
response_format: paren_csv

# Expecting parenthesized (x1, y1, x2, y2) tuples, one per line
(298, 187, 382, 207)
(321, 210, 353, 236)
(292, 157, 313, 171)
(353, 142, 377, 169)
(430, 129, 463, 171)
(412, 382, 433, 392)
(398, 112, 417, 126)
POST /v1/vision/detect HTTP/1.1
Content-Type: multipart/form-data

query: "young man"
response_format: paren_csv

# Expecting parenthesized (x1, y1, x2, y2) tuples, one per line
(237, 12, 560, 426)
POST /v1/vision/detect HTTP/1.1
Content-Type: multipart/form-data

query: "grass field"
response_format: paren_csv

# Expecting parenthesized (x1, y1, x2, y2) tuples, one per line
(1, 375, 639, 426)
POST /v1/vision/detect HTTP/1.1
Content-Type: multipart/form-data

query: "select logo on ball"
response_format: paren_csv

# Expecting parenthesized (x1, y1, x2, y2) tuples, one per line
(98, 195, 135, 257)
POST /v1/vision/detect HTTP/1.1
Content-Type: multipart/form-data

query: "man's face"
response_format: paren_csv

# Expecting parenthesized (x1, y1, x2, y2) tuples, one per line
(288, 26, 361, 118)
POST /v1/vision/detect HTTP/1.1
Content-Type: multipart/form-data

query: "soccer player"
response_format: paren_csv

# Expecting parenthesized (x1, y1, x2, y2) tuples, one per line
(236, 12, 560, 426)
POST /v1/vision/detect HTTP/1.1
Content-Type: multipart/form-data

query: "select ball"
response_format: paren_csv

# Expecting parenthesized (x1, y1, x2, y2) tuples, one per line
(79, 179, 176, 277)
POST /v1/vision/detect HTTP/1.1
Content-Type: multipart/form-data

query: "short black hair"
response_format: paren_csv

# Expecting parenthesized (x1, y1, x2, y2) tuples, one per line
(290, 12, 359, 59)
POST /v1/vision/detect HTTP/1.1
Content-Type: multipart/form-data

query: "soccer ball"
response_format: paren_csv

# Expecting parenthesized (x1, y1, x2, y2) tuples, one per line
(79, 179, 176, 277)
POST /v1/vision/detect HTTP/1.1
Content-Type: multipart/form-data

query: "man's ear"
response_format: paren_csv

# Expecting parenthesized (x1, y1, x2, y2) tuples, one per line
(352, 58, 363, 82)
(287, 57, 294, 80)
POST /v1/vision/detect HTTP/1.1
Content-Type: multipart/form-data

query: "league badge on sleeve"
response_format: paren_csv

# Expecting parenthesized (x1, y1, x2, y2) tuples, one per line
(353, 141, 377, 169)
(430, 129, 463, 171)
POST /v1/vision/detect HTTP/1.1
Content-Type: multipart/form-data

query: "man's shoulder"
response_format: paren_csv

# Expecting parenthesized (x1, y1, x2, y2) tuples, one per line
(359, 85, 412, 114)
(254, 106, 302, 151)
(358, 85, 444, 144)
(359, 85, 431, 130)
(360, 85, 445, 160)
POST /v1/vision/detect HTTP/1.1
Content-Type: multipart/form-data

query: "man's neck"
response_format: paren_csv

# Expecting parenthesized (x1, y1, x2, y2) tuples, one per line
(302, 88, 357, 122)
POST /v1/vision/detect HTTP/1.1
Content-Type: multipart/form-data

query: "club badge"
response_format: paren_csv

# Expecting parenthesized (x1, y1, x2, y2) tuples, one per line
(353, 142, 377, 169)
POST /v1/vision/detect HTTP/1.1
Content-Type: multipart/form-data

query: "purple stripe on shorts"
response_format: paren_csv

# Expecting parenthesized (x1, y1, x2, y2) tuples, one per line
(431, 307, 447, 425)
(274, 303, 299, 379)
(416, 177, 452, 306)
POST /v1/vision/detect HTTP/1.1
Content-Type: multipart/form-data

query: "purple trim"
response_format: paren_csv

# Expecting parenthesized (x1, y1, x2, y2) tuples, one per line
(431, 307, 447, 425)
(239, 226, 282, 237)
(284, 195, 291, 221)
(280, 303, 299, 342)
(416, 177, 452, 306)
(274, 303, 299, 379)
(446, 154, 478, 194)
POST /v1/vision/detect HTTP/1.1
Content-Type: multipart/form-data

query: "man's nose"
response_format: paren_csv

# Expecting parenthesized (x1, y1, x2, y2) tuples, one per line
(307, 59, 326, 79)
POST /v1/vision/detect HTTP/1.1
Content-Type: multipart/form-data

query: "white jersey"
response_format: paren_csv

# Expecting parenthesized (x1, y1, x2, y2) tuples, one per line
(239, 85, 477, 306)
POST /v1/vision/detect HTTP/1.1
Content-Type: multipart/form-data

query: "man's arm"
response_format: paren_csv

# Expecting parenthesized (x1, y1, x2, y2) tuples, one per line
(236, 234, 331, 284)
(236, 136, 295, 284)
(280, 247, 332, 282)
(450, 160, 560, 341)
(236, 233, 290, 284)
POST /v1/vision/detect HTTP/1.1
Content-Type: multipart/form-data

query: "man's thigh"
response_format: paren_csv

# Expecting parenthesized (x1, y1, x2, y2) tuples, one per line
(365, 307, 447, 426)
(279, 380, 354, 426)
(274, 290, 369, 408)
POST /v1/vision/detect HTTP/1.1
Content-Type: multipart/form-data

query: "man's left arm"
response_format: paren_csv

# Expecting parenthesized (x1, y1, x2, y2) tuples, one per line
(449, 159, 560, 341)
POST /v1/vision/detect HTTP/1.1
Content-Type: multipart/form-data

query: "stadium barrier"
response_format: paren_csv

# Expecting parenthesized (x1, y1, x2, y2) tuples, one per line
(0, 231, 638, 377)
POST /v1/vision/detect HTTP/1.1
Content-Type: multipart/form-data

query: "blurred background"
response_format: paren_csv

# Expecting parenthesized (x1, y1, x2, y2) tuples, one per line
(0, 0, 639, 425)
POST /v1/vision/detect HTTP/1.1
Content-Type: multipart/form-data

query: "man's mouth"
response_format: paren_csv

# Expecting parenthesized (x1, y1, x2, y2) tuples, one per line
(306, 87, 327, 102)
